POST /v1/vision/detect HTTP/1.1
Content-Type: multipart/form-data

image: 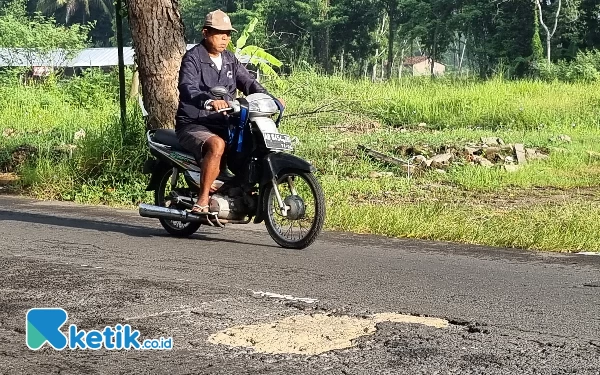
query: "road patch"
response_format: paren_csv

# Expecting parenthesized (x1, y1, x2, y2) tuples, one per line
(208, 313, 449, 355)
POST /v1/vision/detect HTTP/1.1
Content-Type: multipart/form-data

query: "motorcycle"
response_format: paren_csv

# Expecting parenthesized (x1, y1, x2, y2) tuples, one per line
(138, 86, 325, 249)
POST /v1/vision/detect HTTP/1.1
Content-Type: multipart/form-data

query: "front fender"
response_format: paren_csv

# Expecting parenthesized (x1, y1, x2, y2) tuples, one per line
(260, 152, 316, 187)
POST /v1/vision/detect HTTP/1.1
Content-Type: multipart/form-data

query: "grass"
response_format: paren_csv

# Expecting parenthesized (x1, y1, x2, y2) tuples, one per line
(327, 200, 600, 252)
(278, 72, 600, 130)
(1, 70, 599, 252)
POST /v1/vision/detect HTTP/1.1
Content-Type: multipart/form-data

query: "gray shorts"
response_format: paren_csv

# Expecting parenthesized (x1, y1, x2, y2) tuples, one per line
(176, 124, 222, 162)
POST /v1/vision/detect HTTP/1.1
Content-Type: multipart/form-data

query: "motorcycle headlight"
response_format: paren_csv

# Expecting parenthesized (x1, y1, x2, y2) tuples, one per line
(246, 93, 279, 116)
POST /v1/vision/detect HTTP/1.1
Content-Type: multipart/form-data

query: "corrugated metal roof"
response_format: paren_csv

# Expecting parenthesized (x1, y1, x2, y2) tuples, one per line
(0, 44, 257, 67)
(0, 48, 69, 67)
(70, 47, 137, 67)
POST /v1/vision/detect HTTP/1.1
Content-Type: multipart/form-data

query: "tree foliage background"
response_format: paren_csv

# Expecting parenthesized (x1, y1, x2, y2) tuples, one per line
(1, 0, 599, 79)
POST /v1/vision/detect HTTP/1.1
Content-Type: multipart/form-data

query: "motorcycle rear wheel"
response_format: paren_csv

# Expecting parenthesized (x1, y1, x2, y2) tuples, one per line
(154, 168, 201, 237)
(263, 170, 325, 249)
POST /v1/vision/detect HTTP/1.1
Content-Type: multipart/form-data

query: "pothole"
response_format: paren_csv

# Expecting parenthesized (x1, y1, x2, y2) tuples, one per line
(208, 313, 449, 355)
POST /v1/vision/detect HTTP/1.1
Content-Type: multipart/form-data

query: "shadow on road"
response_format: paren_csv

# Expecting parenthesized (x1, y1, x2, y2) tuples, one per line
(0, 209, 277, 249)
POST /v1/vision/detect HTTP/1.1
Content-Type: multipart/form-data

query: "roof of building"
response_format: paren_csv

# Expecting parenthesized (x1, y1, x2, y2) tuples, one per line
(402, 56, 429, 66)
(0, 44, 255, 67)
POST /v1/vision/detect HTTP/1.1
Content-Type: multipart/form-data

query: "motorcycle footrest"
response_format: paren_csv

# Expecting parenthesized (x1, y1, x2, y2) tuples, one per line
(188, 211, 219, 216)
(190, 212, 225, 228)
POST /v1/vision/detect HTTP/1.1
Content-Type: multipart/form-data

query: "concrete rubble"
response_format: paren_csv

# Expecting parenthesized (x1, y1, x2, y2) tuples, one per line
(404, 137, 549, 172)
(362, 136, 553, 177)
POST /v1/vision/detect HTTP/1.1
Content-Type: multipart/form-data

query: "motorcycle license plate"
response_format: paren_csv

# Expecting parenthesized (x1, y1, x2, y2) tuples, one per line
(263, 133, 293, 150)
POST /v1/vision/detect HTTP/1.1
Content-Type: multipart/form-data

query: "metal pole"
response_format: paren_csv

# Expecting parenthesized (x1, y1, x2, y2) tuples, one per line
(116, 0, 127, 137)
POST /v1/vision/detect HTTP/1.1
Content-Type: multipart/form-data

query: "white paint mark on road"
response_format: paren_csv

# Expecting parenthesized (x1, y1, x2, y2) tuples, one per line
(578, 252, 600, 256)
(251, 290, 319, 304)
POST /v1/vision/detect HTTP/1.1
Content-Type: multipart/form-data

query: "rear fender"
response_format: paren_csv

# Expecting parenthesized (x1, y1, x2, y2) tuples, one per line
(145, 160, 171, 192)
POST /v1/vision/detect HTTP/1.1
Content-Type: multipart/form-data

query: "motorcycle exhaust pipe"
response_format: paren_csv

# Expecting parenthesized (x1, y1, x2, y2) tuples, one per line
(139, 204, 250, 225)
(139, 203, 203, 222)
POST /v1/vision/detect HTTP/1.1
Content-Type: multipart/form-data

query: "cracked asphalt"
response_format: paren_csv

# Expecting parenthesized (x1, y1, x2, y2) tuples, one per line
(0, 195, 599, 374)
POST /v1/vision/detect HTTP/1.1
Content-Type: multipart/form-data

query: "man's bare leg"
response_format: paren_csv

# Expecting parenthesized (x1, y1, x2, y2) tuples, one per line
(194, 136, 225, 213)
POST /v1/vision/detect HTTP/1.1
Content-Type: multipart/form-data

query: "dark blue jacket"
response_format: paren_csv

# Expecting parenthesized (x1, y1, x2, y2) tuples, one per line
(175, 40, 268, 135)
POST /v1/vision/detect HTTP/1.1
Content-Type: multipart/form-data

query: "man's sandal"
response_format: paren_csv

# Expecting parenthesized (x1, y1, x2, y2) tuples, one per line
(188, 204, 212, 215)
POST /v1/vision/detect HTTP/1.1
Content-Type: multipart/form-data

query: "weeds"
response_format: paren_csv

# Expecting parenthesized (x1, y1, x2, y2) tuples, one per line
(1, 70, 599, 251)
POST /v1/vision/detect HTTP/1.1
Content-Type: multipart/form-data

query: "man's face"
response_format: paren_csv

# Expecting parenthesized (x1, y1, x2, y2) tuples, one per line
(203, 28, 232, 53)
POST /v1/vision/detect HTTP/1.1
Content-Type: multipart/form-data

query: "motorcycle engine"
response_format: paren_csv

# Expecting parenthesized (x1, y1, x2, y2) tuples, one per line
(209, 189, 255, 220)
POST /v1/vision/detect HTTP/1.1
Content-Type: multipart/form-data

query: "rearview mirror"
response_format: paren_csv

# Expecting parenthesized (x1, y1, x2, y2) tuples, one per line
(210, 86, 228, 99)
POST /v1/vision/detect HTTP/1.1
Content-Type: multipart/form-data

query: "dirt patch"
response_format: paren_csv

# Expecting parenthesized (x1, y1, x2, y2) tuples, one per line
(208, 313, 448, 355)
(467, 187, 600, 209)
(0, 173, 19, 185)
(0, 144, 37, 173)
(320, 114, 382, 134)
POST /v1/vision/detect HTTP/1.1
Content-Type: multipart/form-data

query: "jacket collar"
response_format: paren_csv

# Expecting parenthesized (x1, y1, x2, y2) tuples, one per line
(197, 40, 235, 66)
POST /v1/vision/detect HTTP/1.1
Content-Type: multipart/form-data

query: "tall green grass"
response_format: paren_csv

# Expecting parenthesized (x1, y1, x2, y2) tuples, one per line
(0, 70, 121, 136)
(278, 72, 600, 131)
(1, 70, 599, 251)
(326, 200, 600, 252)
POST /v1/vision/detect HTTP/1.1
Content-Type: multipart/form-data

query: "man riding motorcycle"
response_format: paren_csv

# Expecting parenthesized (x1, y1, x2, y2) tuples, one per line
(175, 9, 283, 214)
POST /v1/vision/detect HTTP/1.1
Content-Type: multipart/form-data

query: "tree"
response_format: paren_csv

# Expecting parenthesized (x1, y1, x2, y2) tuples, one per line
(126, 0, 186, 129)
(381, 0, 404, 79)
(227, 16, 283, 80)
(532, 5, 544, 62)
(579, 0, 600, 50)
(36, 0, 112, 24)
(329, 0, 380, 77)
(460, 0, 537, 78)
(0, 0, 90, 66)
(398, 0, 457, 76)
(534, 0, 575, 63)
(452, 0, 496, 77)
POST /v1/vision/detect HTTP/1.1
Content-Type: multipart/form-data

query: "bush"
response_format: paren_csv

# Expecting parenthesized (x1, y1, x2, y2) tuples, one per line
(0, 0, 91, 60)
(535, 50, 600, 83)
(62, 68, 131, 109)
(535, 60, 560, 81)
(563, 50, 600, 82)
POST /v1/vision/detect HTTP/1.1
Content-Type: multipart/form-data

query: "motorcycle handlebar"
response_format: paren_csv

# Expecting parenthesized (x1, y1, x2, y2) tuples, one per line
(206, 97, 284, 124)
(206, 100, 239, 114)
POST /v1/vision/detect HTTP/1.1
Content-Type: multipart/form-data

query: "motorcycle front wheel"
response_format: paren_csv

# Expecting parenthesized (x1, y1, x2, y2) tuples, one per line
(154, 168, 201, 237)
(263, 170, 325, 249)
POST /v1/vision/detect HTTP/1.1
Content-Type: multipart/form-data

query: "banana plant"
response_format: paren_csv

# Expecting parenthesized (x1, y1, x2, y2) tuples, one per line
(227, 17, 283, 83)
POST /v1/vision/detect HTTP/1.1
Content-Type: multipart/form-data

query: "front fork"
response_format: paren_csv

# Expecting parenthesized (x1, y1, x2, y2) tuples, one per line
(271, 176, 298, 217)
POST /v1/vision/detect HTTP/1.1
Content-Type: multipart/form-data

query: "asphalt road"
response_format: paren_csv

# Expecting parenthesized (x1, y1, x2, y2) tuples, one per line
(0, 195, 599, 374)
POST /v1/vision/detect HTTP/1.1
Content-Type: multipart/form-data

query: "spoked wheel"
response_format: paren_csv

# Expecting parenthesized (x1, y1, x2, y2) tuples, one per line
(263, 170, 325, 249)
(154, 168, 201, 237)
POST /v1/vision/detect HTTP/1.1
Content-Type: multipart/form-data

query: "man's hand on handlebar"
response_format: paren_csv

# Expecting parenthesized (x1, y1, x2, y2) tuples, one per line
(209, 100, 230, 115)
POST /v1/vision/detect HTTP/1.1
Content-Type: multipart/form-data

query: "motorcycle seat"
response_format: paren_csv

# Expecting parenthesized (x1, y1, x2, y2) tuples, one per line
(152, 129, 236, 182)
(153, 129, 188, 153)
